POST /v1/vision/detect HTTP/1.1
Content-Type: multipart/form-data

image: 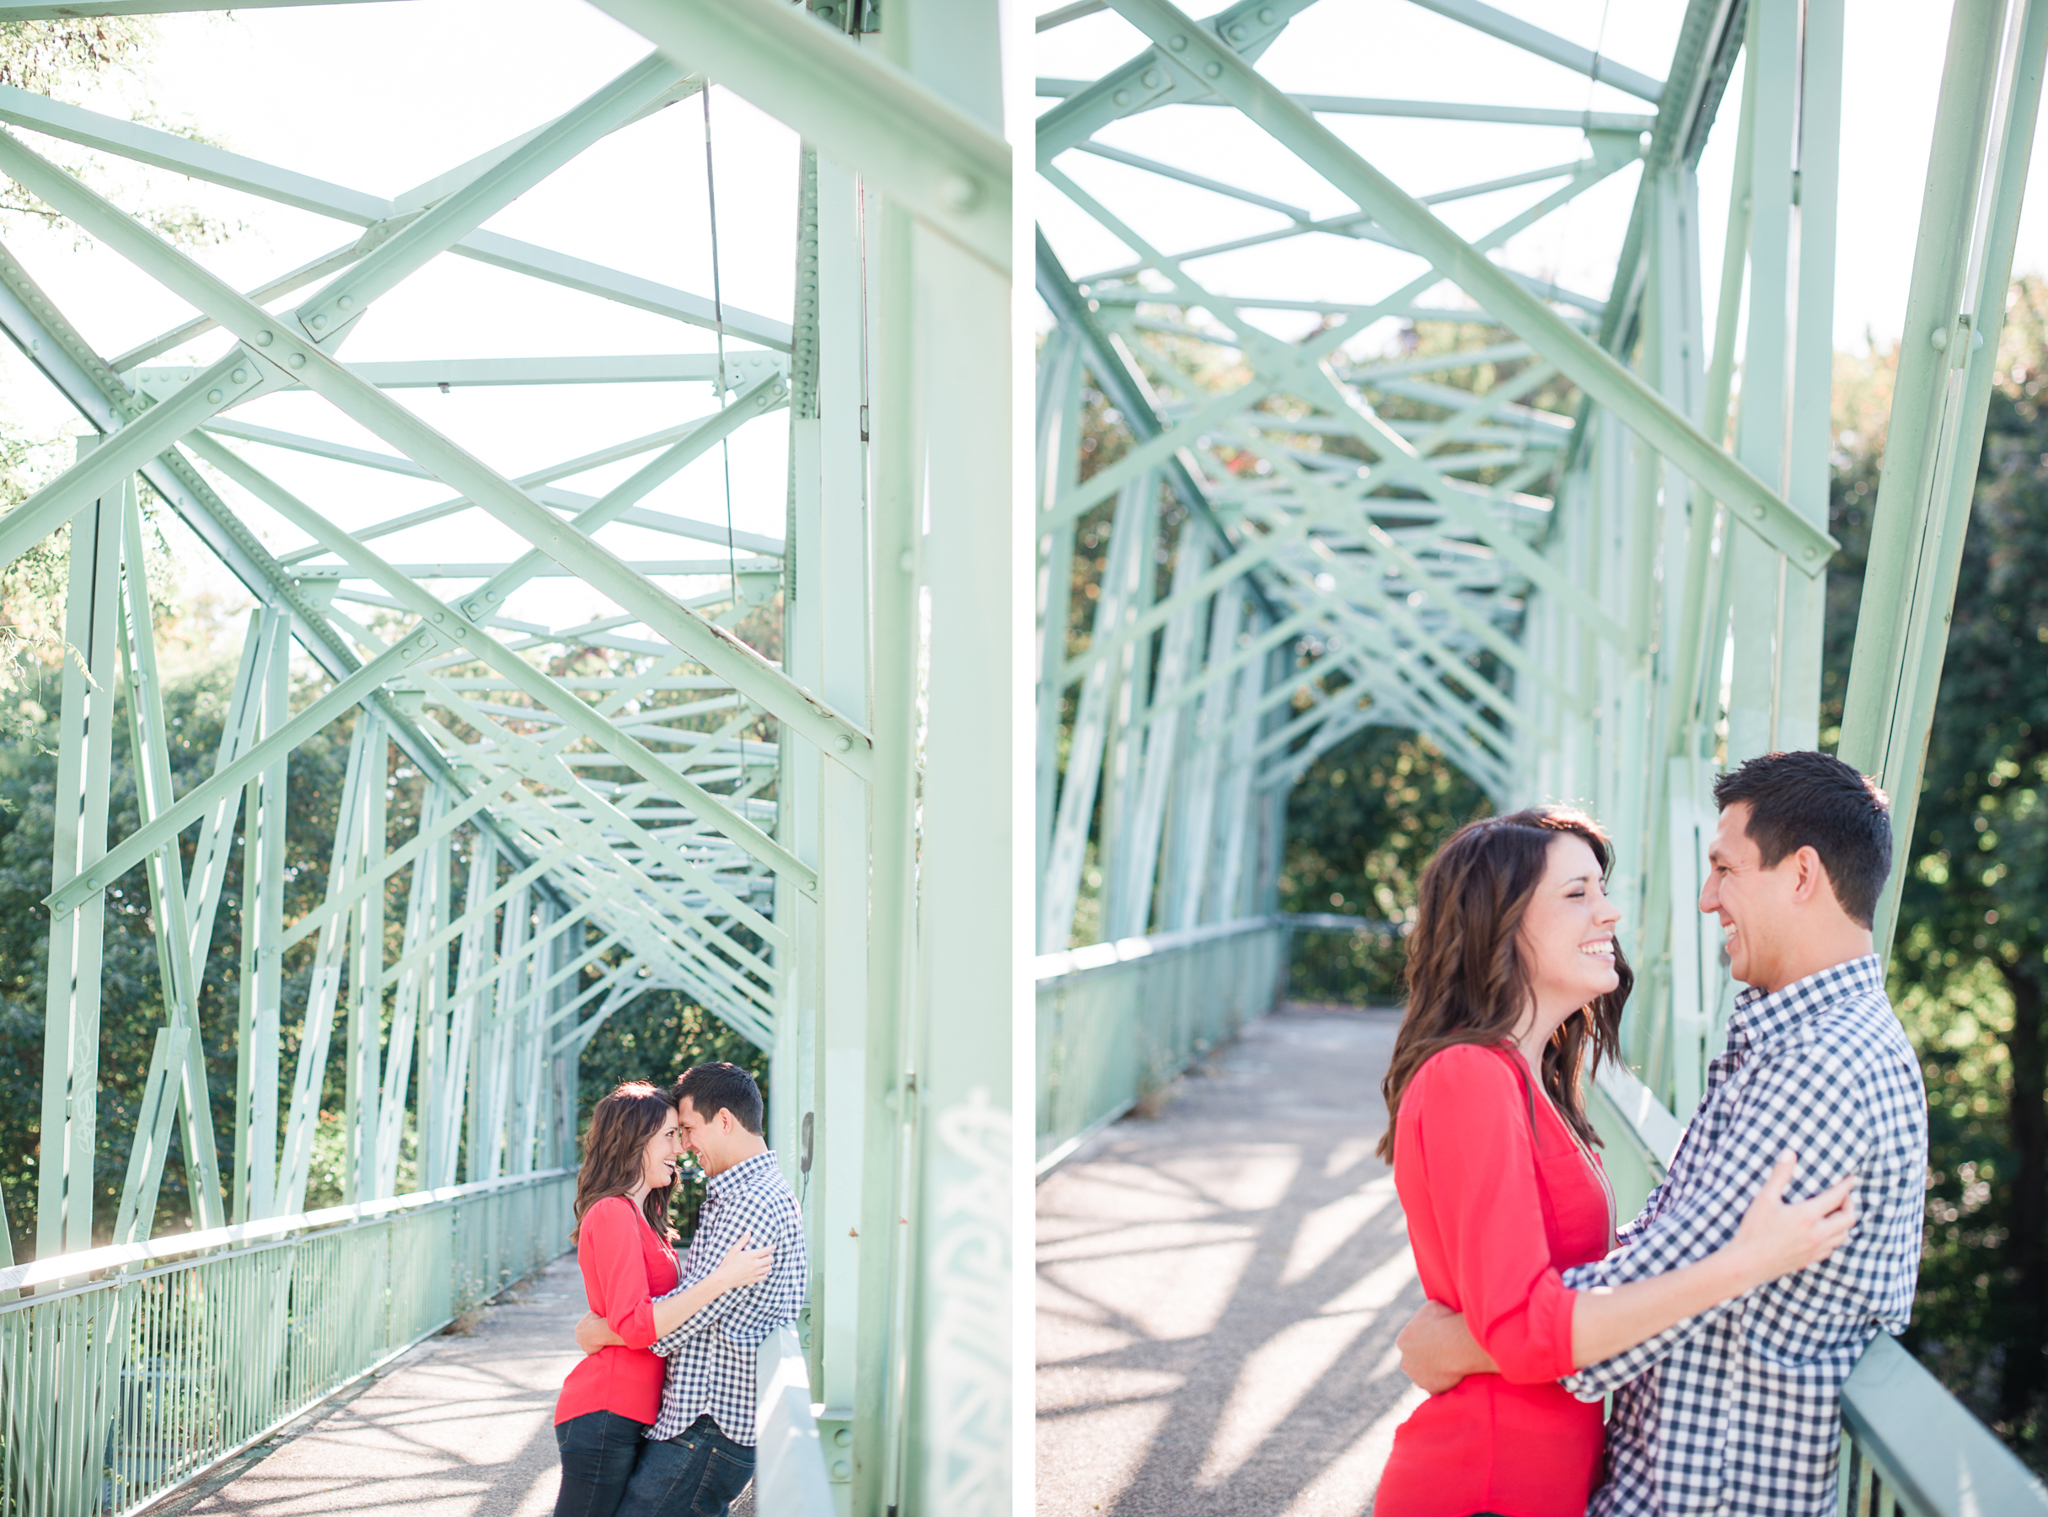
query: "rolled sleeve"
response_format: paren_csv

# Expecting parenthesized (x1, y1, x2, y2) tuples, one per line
(1411, 1046, 1579, 1385)
(581, 1199, 661, 1350)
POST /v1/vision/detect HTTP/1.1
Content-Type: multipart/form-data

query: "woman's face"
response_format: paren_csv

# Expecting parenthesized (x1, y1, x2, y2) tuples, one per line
(1518, 833, 1622, 1018)
(638, 1106, 683, 1194)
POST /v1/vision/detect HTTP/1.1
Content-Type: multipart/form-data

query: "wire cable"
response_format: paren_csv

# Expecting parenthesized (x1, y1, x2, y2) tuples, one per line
(702, 85, 746, 777)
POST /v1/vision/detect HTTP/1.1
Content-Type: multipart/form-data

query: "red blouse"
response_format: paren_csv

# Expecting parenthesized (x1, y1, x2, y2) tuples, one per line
(554, 1194, 680, 1427)
(1376, 1043, 1613, 1517)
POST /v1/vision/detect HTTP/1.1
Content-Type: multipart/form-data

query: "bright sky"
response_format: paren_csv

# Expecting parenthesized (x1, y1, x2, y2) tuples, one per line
(1036, 0, 2042, 360)
(0, 0, 801, 643)
(0, 0, 2032, 647)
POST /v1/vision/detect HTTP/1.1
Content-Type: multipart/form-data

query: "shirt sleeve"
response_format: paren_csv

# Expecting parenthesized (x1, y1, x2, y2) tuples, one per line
(1409, 1046, 1578, 1385)
(708, 1192, 808, 1349)
(1559, 1035, 1871, 1399)
(1615, 1175, 1669, 1248)
(581, 1198, 661, 1350)
(652, 1186, 808, 1355)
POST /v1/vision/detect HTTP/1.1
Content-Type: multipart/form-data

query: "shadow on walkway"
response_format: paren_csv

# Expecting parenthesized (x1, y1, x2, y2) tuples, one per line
(180, 1253, 758, 1517)
(1037, 1005, 1425, 1517)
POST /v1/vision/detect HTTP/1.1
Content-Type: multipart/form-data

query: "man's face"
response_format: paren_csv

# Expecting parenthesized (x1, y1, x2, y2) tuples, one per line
(1700, 801, 1799, 989)
(675, 1096, 732, 1176)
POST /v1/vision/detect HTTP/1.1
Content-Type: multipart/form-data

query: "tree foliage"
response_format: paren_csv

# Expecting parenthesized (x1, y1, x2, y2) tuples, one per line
(1818, 278, 2048, 1464)
(1279, 722, 1491, 1001)
(0, 649, 768, 1260)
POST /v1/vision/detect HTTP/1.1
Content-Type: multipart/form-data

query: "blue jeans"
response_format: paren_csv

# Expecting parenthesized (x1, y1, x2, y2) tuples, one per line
(615, 1414, 755, 1517)
(554, 1410, 649, 1517)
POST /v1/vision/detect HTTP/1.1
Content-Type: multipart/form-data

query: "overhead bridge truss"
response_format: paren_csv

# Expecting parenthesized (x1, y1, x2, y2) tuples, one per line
(1036, 0, 2048, 1121)
(0, 2, 1014, 1515)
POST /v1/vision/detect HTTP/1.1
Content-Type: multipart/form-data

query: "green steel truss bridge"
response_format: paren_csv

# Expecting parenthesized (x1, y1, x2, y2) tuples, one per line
(0, 3, 1012, 1515)
(1036, 0, 2048, 1507)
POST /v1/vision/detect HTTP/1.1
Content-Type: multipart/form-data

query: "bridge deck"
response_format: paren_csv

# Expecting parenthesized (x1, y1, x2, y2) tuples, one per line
(174, 1253, 582, 1517)
(1035, 1005, 1425, 1517)
(167, 1254, 758, 1517)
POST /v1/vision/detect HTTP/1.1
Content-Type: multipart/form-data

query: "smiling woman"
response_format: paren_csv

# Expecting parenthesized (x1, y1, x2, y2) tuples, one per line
(1370, 807, 1860, 1517)
(557, 1081, 772, 1517)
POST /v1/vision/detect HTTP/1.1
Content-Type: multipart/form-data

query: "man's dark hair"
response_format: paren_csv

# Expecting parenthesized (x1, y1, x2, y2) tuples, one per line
(1712, 750, 1892, 927)
(673, 1061, 764, 1136)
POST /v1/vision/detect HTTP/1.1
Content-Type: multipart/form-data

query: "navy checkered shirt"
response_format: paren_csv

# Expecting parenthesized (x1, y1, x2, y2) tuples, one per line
(1563, 955, 1927, 1515)
(647, 1150, 808, 1447)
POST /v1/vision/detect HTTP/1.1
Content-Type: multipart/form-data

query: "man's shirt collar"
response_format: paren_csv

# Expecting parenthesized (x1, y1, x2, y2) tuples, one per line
(1728, 953, 1885, 1054)
(705, 1148, 778, 1199)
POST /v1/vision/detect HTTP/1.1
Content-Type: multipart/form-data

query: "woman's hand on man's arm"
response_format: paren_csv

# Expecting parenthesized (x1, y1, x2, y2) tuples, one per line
(1566, 1152, 1854, 1369)
(574, 1234, 776, 1355)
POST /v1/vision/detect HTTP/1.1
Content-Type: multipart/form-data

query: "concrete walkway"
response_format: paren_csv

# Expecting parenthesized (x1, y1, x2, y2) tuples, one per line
(1036, 1005, 1426, 1517)
(172, 1253, 757, 1517)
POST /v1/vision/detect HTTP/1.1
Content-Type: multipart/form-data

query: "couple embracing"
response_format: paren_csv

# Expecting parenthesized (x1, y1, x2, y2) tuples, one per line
(1376, 750, 1930, 1517)
(549, 1061, 809, 1517)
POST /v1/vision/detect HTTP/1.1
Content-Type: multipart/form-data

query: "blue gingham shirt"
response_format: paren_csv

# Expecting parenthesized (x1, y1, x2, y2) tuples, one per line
(648, 1150, 808, 1446)
(1564, 956, 1927, 1515)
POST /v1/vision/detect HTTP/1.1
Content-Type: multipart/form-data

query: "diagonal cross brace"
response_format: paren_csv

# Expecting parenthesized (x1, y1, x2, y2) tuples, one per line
(0, 123, 876, 782)
(1102, 0, 1836, 578)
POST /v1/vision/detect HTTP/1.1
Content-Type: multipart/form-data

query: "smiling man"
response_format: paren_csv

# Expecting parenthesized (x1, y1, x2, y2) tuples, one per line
(574, 1061, 808, 1517)
(1397, 751, 1929, 1515)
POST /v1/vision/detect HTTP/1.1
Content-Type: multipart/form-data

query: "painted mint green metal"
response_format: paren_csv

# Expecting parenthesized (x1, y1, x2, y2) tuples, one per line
(1035, 919, 1285, 1172)
(1839, 1333, 2048, 1515)
(0, 1, 1012, 1514)
(0, 1171, 573, 1517)
(1039, 0, 2048, 1505)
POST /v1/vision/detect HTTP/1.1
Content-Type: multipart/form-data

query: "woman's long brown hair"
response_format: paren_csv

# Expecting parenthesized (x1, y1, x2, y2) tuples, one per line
(570, 1081, 679, 1245)
(1375, 807, 1632, 1163)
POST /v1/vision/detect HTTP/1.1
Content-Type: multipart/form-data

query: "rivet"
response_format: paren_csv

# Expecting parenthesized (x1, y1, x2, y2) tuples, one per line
(1204, 60, 1223, 77)
(432, 612, 445, 622)
(288, 353, 306, 369)
(337, 295, 354, 310)
(939, 173, 980, 211)
(1752, 505, 1766, 519)
(1930, 327, 1949, 352)
(256, 330, 273, 346)
(898, 549, 915, 574)
(486, 590, 500, 601)
(207, 388, 224, 403)
(309, 314, 328, 330)
(834, 733, 853, 753)
(1259, 5, 1274, 19)
(1113, 89, 1132, 106)
(85, 876, 97, 891)
(1228, 23, 1246, 41)
(231, 368, 246, 383)
(1140, 69, 1160, 88)
(417, 634, 433, 649)
(1169, 33, 1187, 49)
(1804, 546, 1817, 560)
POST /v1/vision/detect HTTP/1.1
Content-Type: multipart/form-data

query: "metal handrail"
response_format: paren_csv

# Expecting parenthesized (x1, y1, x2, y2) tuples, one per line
(0, 1170, 573, 1517)
(754, 1326, 835, 1516)
(1036, 916, 1288, 1174)
(1838, 1333, 2048, 1516)
(0, 1167, 573, 1296)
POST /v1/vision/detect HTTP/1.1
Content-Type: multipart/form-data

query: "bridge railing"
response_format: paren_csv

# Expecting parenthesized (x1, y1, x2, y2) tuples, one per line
(0, 1169, 573, 1517)
(1035, 916, 1288, 1174)
(1839, 1333, 2048, 1515)
(754, 1326, 835, 1517)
